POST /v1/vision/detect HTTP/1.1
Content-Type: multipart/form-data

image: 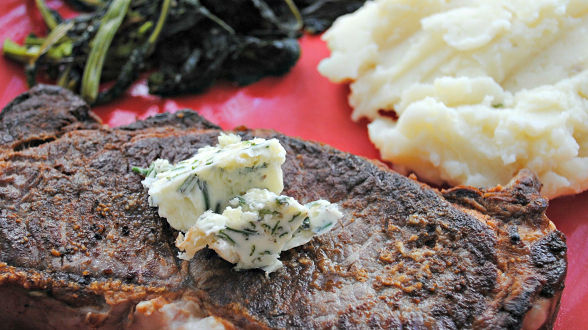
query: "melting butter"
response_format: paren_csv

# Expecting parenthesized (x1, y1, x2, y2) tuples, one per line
(176, 188, 342, 273)
(137, 133, 286, 232)
(135, 133, 342, 273)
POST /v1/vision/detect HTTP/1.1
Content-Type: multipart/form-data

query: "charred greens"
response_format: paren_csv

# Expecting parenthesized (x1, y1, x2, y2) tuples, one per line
(296, 0, 367, 34)
(3, 0, 365, 105)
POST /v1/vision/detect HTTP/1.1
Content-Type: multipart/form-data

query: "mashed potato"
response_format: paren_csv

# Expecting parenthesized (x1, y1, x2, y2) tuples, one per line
(318, 0, 588, 198)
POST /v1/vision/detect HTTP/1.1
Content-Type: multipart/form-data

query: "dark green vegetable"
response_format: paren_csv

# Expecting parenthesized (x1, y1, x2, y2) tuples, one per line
(35, 0, 62, 30)
(3, 0, 366, 105)
(296, 0, 366, 34)
(96, 0, 171, 104)
(64, 0, 105, 12)
(81, 0, 131, 103)
(3, 40, 36, 63)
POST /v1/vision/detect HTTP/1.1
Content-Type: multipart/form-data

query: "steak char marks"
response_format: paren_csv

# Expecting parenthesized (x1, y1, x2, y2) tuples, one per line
(0, 86, 566, 329)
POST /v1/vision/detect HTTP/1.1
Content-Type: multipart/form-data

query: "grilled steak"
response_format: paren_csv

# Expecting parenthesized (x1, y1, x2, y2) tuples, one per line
(0, 86, 566, 329)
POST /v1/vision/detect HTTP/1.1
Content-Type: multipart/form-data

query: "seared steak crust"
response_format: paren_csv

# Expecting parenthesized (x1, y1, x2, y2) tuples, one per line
(0, 86, 566, 329)
(0, 85, 102, 153)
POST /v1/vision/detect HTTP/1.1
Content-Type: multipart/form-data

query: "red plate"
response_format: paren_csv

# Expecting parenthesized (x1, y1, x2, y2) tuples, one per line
(1, 1, 586, 328)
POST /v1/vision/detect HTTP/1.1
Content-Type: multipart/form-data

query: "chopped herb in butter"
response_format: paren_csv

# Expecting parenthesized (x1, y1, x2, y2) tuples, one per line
(135, 133, 286, 231)
(134, 133, 343, 273)
(176, 188, 343, 273)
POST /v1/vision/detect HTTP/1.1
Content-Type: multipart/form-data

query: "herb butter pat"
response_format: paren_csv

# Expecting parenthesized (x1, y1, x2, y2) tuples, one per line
(137, 133, 286, 232)
(135, 133, 343, 273)
(176, 188, 342, 273)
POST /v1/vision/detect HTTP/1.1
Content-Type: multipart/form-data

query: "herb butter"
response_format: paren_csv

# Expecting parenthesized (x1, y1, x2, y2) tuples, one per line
(176, 188, 343, 273)
(135, 133, 343, 273)
(136, 133, 286, 231)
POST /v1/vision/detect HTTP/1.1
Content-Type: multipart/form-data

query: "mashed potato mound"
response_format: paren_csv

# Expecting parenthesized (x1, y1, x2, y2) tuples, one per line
(318, 0, 588, 198)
